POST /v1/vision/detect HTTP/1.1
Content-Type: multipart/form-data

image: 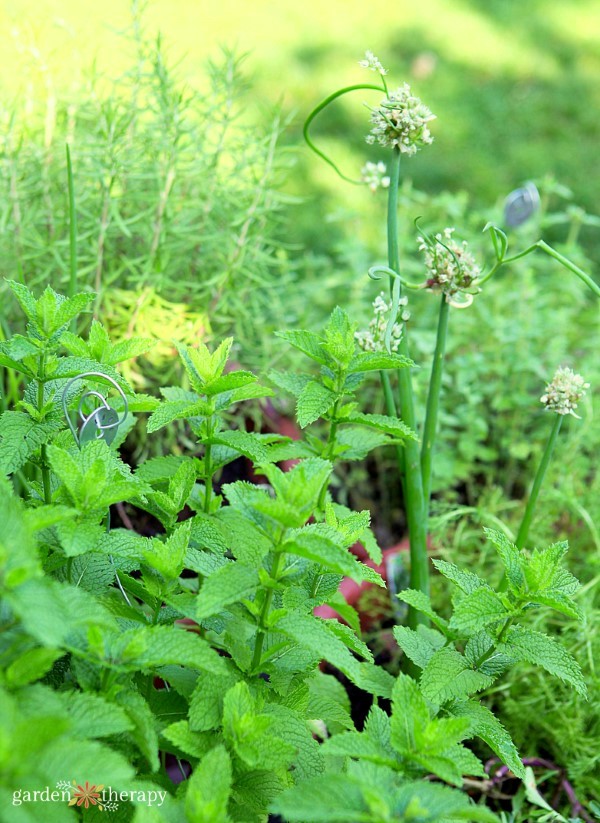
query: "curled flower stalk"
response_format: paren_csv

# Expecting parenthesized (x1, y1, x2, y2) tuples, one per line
(516, 367, 589, 549)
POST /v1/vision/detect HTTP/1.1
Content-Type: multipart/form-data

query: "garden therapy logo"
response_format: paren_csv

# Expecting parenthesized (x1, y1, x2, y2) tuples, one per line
(11, 780, 167, 811)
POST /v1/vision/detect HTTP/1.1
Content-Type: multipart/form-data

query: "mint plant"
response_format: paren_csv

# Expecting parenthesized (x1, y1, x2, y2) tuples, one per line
(0, 280, 590, 822)
(272, 529, 586, 822)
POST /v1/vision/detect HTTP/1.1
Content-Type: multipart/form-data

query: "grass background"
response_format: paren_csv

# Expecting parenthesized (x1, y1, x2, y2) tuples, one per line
(3, 0, 600, 221)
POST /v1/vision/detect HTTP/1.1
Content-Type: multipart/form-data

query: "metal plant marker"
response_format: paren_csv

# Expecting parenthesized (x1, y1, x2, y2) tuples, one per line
(61, 371, 128, 447)
(504, 181, 540, 228)
(61, 372, 132, 605)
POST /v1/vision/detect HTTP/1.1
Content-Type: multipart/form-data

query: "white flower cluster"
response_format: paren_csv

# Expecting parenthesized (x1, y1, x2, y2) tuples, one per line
(418, 228, 481, 304)
(540, 367, 590, 417)
(355, 291, 409, 352)
(358, 50, 388, 75)
(366, 83, 435, 155)
(360, 161, 390, 192)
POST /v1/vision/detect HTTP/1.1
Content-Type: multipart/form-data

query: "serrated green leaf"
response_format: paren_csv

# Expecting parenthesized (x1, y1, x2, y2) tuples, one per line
(307, 671, 354, 733)
(283, 529, 384, 586)
(396, 589, 449, 632)
(162, 719, 217, 759)
(197, 562, 259, 619)
(483, 528, 525, 592)
(393, 625, 445, 670)
(7, 280, 37, 323)
(5, 648, 64, 687)
(347, 351, 414, 373)
(60, 691, 134, 737)
(321, 730, 397, 766)
(390, 673, 429, 752)
(268, 370, 312, 397)
(322, 307, 356, 366)
(116, 625, 226, 675)
(223, 682, 295, 770)
(271, 774, 369, 822)
(204, 370, 257, 397)
(347, 412, 417, 440)
(296, 381, 336, 428)
(449, 588, 510, 634)
(432, 559, 487, 595)
(116, 690, 160, 772)
(185, 745, 232, 823)
(449, 700, 525, 779)
(276, 329, 327, 364)
(420, 647, 495, 703)
(0, 412, 63, 475)
(500, 626, 587, 696)
(189, 668, 238, 731)
(210, 430, 268, 463)
(135, 454, 189, 484)
(146, 398, 211, 433)
(334, 425, 391, 460)
(278, 613, 362, 683)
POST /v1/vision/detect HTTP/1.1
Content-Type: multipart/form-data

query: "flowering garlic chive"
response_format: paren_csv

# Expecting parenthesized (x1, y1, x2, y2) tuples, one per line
(358, 50, 388, 75)
(360, 161, 390, 192)
(365, 83, 435, 155)
(355, 291, 408, 352)
(540, 367, 590, 418)
(418, 227, 481, 305)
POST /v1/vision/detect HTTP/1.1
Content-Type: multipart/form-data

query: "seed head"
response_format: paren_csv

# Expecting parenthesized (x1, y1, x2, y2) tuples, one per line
(358, 51, 388, 75)
(361, 161, 390, 192)
(355, 291, 408, 353)
(366, 83, 435, 155)
(418, 228, 481, 305)
(540, 367, 590, 417)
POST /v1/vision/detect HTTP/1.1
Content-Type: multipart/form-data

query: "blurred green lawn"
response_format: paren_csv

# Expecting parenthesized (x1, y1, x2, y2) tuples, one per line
(2, 0, 600, 235)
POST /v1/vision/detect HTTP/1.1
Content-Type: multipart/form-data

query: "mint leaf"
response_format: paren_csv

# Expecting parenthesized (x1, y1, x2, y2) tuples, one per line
(186, 745, 232, 823)
(296, 381, 336, 428)
(420, 647, 494, 703)
(501, 626, 587, 696)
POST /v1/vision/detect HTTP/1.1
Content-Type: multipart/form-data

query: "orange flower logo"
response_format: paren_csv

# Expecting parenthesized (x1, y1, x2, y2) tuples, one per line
(68, 781, 105, 810)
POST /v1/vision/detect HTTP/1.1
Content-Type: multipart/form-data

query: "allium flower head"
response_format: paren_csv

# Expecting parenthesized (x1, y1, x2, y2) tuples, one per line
(355, 291, 409, 353)
(358, 51, 388, 75)
(366, 83, 435, 155)
(540, 367, 590, 417)
(418, 228, 481, 306)
(361, 161, 390, 192)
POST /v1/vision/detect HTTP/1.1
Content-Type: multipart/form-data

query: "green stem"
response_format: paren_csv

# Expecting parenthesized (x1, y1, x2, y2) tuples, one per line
(421, 296, 450, 509)
(66, 144, 78, 330)
(381, 370, 405, 476)
(481, 240, 600, 297)
(515, 414, 563, 549)
(251, 549, 283, 672)
(536, 240, 600, 298)
(386, 149, 429, 626)
(37, 353, 51, 504)
(317, 395, 343, 511)
(474, 616, 514, 668)
(203, 413, 216, 514)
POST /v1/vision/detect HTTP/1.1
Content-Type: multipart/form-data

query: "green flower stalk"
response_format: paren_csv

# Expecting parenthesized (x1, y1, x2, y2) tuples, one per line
(516, 367, 590, 549)
(303, 52, 598, 639)
(385, 148, 430, 627)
